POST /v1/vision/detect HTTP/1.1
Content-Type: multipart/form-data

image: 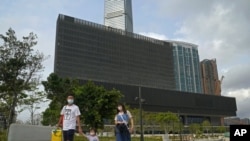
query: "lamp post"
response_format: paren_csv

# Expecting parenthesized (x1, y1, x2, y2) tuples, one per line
(135, 86, 145, 141)
(179, 116, 183, 141)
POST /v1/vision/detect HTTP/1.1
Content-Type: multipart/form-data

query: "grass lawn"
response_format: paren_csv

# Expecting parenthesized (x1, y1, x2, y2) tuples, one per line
(0, 129, 162, 141)
(75, 136, 163, 141)
(0, 130, 7, 141)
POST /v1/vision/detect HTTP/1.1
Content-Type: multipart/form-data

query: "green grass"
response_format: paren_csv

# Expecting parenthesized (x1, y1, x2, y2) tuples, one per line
(0, 130, 7, 141)
(0, 129, 162, 141)
(75, 136, 163, 141)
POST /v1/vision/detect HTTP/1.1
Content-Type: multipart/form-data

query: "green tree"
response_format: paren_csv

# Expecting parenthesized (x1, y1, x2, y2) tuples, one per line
(75, 81, 123, 130)
(201, 120, 211, 135)
(128, 107, 140, 135)
(41, 73, 79, 126)
(189, 123, 201, 135)
(155, 112, 179, 134)
(22, 91, 47, 125)
(144, 112, 158, 135)
(217, 126, 226, 133)
(0, 28, 45, 125)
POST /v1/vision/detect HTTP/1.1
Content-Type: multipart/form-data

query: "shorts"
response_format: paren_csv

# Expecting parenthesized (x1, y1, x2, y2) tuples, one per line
(63, 129, 75, 141)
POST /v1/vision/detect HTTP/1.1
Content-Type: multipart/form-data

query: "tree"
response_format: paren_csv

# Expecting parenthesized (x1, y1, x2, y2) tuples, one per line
(42, 108, 60, 126)
(155, 112, 179, 134)
(0, 28, 45, 125)
(201, 120, 211, 135)
(22, 91, 47, 125)
(217, 126, 226, 133)
(41, 73, 79, 126)
(75, 81, 123, 130)
(41, 74, 123, 129)
(128, 107, 140, 135)
(189, 123, 201, 135)
(144, 112, 158, 135)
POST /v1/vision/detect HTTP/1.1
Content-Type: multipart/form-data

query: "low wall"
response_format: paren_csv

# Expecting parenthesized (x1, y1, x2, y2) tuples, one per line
(8, 124, 55, 141)
(195, 139, 225, 141)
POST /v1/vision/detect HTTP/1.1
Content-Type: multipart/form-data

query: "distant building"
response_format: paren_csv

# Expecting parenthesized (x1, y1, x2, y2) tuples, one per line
(104, 0, 133, 32)
(241, 118, 250, 125)
(54, 14, 237, 126)
(170, 41, 203, 93)
(224, 117, 250, 125)
(200, 59, 222, 95)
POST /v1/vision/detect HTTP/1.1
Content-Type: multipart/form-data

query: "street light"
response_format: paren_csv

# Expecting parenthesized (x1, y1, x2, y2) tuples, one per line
(135, 86, 145, 141)
(179, 116, 183, 141)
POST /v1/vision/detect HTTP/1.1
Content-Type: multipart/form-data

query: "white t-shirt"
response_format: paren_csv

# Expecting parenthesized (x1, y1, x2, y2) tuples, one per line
(86, 135, 99, 141)
(60, 104, 81, 130)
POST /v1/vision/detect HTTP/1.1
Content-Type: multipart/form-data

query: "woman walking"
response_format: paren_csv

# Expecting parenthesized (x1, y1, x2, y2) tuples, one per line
(114, 103, 134, 141)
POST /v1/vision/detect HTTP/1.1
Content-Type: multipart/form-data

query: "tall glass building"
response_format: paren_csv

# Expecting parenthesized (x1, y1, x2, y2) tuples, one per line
(104, 0, 133, 32)
(170, 41, 203, 93)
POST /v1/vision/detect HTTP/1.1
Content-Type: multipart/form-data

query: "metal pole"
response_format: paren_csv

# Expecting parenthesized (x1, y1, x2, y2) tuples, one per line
(178, 111, 182, 141)
(139, 86, 144, 141)
(180, 117, 182, 141)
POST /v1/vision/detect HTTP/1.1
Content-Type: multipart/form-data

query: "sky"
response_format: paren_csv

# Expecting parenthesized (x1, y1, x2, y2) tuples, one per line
(0, 0, 249, 121)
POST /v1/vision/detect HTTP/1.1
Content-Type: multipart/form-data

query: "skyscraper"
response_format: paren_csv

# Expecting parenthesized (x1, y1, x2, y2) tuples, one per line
(200, 59, 222, 95)
(104, 0, 133, 32)
(170, 41, 203, 93)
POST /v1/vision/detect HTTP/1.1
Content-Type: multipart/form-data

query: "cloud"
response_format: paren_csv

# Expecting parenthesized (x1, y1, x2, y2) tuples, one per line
(222, 64, 250, 91)
(226, 88, 250, 118)
(139, 32, 168, 40)
(174, 2, 250, 66)
(149, 0, 250, 118)
(155, 0, 214, 20)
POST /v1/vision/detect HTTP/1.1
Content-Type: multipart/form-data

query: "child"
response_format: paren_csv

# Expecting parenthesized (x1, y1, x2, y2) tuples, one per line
(82, 128, 99, 141)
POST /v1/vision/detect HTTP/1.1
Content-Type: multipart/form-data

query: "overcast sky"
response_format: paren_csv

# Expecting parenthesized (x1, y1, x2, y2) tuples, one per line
(1, 0, 249, 121)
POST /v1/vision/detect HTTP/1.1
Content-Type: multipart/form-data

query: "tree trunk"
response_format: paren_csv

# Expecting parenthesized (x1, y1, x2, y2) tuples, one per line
(165, 127, 167, 135)
(31, 110, 34, 125)
(8, 93, 18, 126)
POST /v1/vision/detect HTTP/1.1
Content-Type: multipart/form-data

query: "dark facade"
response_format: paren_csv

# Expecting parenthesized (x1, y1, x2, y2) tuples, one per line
(54, 14, 237, 125)
(79, 80, 236, 125)
(54, 14, 175, 90)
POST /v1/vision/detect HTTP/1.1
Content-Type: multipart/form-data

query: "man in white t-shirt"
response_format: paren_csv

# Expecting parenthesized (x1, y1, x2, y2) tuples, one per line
(57, 95, 83, 141)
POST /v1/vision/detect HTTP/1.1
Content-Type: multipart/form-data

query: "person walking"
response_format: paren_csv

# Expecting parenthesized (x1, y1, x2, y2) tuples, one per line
(114, 103, 134, 141)
(57, 95, 83, 141)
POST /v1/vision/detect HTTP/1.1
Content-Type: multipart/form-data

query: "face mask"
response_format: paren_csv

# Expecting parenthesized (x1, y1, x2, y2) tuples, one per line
(67, 99, 74, 104)
(118, 106, 122, 111)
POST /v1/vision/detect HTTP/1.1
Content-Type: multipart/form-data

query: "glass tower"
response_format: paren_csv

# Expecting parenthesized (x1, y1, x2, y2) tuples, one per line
(104, 0, 133, 32)
(170, 41, 203, 93)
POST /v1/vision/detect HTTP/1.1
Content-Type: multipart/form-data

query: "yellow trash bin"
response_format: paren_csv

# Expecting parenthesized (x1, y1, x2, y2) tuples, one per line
(51, 128, 62, 141)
